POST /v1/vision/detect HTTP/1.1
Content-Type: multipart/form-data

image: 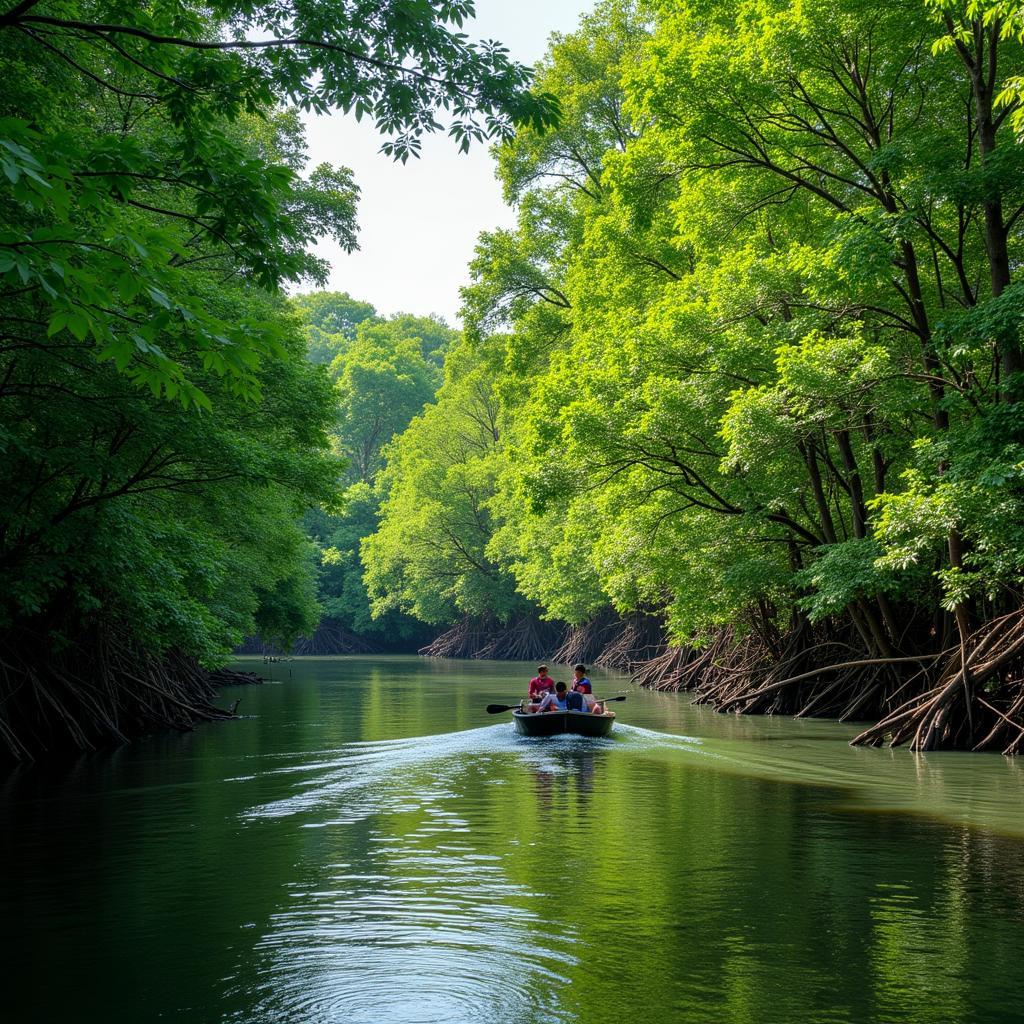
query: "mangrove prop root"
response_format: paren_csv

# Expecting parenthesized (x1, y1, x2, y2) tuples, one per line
(550, 611, 665, 671)
(418, 609, 664, 668)
(0, 631, 246, 762)
(850, 614, 1024, 753)
(419, 617, 493, 659)
(420, 614, 559, 661)
(551, 609, 622, 666)
(717, 655, 942, 712)
(631, 646, 705, 691)
(623, 608, 1024, 752)
(629, 617, 948, 736)
(473, 614, 562, 661)
(593, 613, 665, 670)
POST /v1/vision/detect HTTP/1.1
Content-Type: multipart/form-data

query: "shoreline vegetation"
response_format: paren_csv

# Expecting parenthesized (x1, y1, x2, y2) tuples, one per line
(6, 0, 1024, 760)
(351, 0, 1024, 758)
(0, 0, 555, 760)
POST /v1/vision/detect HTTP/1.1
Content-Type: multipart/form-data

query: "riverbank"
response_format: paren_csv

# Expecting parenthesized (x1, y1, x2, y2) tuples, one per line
(0, 637, 262, 763)
(406, 609, 1024, 755)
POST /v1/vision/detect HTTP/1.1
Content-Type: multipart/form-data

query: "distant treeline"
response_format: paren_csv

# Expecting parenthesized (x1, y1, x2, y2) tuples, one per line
(285, 293, 454, 656)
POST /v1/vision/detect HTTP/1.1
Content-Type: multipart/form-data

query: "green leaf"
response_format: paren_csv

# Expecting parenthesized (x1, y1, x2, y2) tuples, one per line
(117, 273, 141, 302)
(47, 311, 70, 337)
(65, 311, 90, 342)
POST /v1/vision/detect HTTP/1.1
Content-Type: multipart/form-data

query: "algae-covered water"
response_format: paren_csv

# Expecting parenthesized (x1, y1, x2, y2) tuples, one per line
(4, 656, 1024, 1023)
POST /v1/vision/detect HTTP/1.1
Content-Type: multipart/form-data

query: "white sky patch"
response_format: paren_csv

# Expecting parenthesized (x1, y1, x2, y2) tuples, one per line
(299, 0, 594, 324)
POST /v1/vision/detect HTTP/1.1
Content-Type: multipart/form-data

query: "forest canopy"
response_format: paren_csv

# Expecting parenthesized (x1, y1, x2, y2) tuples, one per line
(361, 0, 1024, 751)
(7, 0, 1024, 759)
(0, 0, 553, 758)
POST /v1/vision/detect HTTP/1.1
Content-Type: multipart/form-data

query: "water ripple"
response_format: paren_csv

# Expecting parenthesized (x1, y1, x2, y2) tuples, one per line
(226, 723, 705, 1023)
(243, 723, 704, 822)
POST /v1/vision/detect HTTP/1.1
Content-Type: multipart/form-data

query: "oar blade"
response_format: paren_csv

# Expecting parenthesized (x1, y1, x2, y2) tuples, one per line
(486, 703, 517, 714)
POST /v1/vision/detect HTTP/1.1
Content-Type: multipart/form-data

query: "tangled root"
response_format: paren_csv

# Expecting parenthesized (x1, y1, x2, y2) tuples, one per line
(0, 631, 244, 762)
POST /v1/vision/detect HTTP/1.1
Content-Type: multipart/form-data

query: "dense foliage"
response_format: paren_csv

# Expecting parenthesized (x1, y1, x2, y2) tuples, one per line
(363, 334, 524, 626)
(9, 0, 1024, 756)
(293, 295, 455, 651)
(366, 0, 1024, 751)
(0, 0, 553, 757)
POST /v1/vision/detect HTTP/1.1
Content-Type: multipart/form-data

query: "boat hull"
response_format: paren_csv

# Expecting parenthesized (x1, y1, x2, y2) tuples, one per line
(512, 710, 615, 738)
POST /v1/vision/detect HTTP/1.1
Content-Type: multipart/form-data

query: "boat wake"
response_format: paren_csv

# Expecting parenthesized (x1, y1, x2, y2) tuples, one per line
(242, 721, 704, 823)
(226, 725, 706, 1023)
(232, 724, 637, 1023)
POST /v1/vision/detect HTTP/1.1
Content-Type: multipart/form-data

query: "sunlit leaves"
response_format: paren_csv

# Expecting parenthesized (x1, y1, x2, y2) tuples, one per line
(362, 335, 523, 624)
(440, 0, 1024, 645)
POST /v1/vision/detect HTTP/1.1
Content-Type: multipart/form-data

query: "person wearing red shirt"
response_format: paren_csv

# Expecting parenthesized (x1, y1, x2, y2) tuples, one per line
(528, 665, 555, 702)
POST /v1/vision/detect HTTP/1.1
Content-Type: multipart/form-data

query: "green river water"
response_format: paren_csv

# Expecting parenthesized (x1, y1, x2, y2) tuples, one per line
(4, 655, 1024, 1023)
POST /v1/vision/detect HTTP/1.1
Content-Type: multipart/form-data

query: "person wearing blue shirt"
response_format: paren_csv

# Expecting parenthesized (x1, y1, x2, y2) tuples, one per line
(565, 689, 590, 712)
(571, 664, 592, 691)
(571, 664, 595, 710)
(538, 681, 569, 712)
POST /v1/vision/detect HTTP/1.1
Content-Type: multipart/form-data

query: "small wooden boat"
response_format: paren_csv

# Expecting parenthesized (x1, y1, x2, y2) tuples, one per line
(512, 708, 615, 738)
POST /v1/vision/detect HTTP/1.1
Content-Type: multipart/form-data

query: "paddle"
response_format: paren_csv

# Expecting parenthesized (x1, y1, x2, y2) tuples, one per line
(485, 695, 627, 714)
(591, 695, 627, 707)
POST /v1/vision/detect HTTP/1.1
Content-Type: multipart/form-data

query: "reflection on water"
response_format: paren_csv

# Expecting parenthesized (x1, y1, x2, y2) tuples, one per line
(230, 729, 618, 1022)
(3, 656, 1024, 1024)
(232, 725, 703, 1023)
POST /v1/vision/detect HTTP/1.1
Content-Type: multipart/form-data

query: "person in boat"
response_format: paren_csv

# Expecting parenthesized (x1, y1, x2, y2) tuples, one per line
(537, 681, 570, 712)
(527, 665, 555, 704)
(571, 664, 596, 710)
(565, 687, 591, 712)
(571, 664, 592, 693)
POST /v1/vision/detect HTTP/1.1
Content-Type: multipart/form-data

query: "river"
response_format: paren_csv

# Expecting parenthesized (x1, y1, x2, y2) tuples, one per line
(4, 656, 1024, 1023)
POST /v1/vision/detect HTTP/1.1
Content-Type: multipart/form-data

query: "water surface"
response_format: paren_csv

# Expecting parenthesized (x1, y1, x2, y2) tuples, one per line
(4, 656, 1024, 1023)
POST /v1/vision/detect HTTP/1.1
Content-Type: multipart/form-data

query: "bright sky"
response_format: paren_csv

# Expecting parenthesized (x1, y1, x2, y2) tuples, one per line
(299, 0, 594, 325)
